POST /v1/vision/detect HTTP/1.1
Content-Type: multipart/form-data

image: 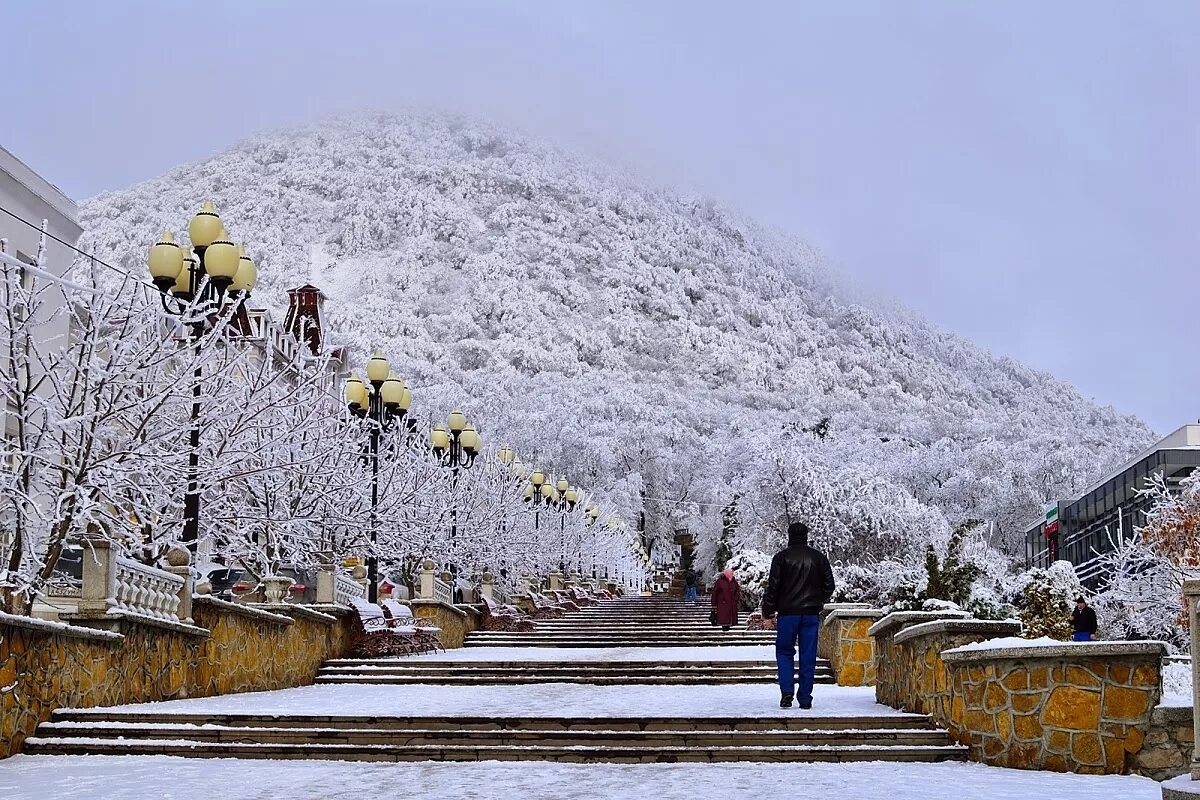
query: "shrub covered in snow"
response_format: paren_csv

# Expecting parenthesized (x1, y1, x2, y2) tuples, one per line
(725, 549, 772, 609)
(1009, 561, 1081, 640)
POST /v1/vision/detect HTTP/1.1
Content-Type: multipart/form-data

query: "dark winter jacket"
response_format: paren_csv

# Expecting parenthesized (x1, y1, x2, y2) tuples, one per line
(761, 527, 836, 617)
(711, 574, 740, 627)
(684, 570, 697, 588)
(1071, 605, 1098, 635)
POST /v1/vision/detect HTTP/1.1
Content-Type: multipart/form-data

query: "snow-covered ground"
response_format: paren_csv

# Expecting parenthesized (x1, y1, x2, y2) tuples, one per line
(1161, 660, 1194, 708)
(0, 755, 1160, 800)
(84, 682, 896, 719)
(360, 645, 775, 662)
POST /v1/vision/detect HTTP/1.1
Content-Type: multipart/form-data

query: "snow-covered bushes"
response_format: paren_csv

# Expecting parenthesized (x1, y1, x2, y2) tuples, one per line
(1007, 561, 1081, 640)
(1088, 531, 1189, 652)
(724, 549, 771, 610)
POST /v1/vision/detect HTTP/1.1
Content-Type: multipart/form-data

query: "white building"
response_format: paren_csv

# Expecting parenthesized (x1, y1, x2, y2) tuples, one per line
(0, 146, 82, 565)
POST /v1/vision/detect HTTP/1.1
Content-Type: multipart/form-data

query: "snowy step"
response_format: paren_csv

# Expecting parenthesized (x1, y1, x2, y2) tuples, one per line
(48, 710, 939, 732)
(31, 722, 948, 749)
(316, 662, 829, 672)
(23, 737, 969, 763)
(312, 674, 834, 686)
(462, 640, 774, 648)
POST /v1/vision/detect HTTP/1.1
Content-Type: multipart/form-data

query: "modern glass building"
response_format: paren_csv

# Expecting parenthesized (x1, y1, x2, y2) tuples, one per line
(1024, 424, 1200, 587)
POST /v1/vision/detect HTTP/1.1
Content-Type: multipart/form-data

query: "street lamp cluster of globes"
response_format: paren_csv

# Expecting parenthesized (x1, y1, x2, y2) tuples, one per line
(147, 201, 257, 302)
(146, 202, 632, 574)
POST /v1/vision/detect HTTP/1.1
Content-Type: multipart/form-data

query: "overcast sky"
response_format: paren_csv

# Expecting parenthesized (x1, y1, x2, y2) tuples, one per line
(4, 1, 1196, 433)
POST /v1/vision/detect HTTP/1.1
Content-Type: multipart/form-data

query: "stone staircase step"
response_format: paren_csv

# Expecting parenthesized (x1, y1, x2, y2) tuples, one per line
(23, 736, 970, 763)
(32, 722, 949, 748)
(50, 710, 939, 732)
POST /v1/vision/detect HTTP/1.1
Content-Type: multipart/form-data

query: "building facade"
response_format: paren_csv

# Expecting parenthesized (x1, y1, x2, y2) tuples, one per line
(0, 146, 82, 563)
(1025, 424, 1200, 586)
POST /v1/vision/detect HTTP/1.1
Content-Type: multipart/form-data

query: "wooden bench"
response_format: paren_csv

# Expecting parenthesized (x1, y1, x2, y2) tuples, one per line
(527, 592, 567, 619)
(348, 597, 443, 656)
(546, 590, 581, 613)
(480, 595, 535, 632)
(568, 586, 599, 606)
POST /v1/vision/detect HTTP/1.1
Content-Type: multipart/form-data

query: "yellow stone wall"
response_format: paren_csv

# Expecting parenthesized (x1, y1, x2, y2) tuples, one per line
(878, 620, 1020, 716)
(943, 651, 1163, 774)
(829, 616, 878, 686)
(411, 601, 483, 648)
(0, 599, 354, 759)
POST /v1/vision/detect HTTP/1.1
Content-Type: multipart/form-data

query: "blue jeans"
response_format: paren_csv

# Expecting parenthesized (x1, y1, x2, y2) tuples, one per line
(685, 586, 697, 603)
(1072, 631, 1093, 642)
(776, 614, 820, 705)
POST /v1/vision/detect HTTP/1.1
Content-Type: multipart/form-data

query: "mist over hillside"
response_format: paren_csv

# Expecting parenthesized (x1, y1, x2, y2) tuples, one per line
(77, 110, 1154, 564)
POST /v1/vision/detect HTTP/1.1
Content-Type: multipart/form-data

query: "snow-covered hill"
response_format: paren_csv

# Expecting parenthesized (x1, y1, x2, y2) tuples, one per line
(76, 111, 1153, 560)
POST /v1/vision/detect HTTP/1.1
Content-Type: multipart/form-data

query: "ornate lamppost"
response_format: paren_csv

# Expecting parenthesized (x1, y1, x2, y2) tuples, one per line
(344, 350, 412, 602)
(431, 410, 480, 582)
(147, 202, 258, 549)
(550, 477, 579, 575)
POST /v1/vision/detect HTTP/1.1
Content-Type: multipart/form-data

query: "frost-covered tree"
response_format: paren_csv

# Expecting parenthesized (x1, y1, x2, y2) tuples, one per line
(73, 110, 1155, 587)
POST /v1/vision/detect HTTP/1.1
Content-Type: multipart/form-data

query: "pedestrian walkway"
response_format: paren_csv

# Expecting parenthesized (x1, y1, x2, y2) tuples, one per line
(22, 595, 967, 764)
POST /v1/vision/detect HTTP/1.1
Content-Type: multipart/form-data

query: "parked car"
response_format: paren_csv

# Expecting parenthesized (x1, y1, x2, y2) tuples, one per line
(206, 568, 248, 600)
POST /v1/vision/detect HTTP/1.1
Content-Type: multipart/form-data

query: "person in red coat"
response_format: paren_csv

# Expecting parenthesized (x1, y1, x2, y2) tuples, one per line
(711, 567, 741, 632)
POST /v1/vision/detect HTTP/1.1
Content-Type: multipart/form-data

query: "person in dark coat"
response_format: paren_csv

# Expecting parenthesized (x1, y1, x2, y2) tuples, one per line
(1070, 597, 1098, 642)
(762, 521, 836, 709)
(684, 569, 698, 604)
(710, 568, 740, 631)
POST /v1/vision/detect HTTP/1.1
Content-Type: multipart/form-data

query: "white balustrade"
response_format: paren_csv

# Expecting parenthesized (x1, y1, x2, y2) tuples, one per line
(113, 557, 184, 622)
(334, 571, 366, 605)
(78, 538, 184, 623)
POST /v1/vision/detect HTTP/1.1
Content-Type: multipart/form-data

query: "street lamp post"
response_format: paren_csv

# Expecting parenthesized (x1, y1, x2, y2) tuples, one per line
(345, 351, 412, 603)
(147, 202, 258, 550)
(431, 410, 480, 583)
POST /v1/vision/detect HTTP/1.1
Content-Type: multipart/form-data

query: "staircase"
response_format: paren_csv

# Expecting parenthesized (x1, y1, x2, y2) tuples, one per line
(30, 709, 966, 763)
(314, 657, 833, 685)
(464, 596, 774, 647)
(24, 595, 968, 764)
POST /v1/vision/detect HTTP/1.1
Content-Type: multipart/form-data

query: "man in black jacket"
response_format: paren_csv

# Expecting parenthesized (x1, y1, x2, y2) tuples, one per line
(1070, 597, 1098, 642)
(762, 521, 836, 709)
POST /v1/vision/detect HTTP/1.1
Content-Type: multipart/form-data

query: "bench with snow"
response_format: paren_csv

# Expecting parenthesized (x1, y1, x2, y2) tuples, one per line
(480, 595, 535, 632)
(746, 611, 776, 631)
(348, 597, 443, 657)
(526, 592, 567, 619)
(546, 590, 581, 613)
(568, 586, 599, 606)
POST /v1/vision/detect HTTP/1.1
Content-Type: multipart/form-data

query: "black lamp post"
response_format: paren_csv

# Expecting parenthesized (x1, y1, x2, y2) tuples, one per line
(345, 350, 412, 603)
(147, 202, 258, 550)
(431, 410, 480, 584)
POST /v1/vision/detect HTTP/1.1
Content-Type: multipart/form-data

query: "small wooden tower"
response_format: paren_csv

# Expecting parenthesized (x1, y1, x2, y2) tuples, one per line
(284, 284, 325, 355)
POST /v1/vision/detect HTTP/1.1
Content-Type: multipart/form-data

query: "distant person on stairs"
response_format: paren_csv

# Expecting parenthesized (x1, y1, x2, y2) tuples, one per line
(684, 568, 698, 603)
(762, 522, 836, 710)
(710, 568, 740, 631)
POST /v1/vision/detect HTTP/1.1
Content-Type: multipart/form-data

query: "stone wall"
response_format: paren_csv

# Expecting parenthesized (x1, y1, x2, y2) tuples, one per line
(411, 600, 483, 648)
(940, 640, 1166, 774)
(817, 603, 870, 662)
(1130, 704, 1193, 781)
(883, 618, 1021, 717)
(0, 598, 354, 759)
(821, 608, 883, 686)
(870, 610, 970, 703)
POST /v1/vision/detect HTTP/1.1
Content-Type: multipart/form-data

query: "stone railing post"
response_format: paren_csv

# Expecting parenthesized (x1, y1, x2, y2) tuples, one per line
(163, 545, 194, 625)
(549, 570, 564, 591)
(417, 560, 437, 601)
(480, 571, 495, 601)
(1186, 579, 1200, 780)
(77, 538, 117, 616)
(316, 562, 336, 604)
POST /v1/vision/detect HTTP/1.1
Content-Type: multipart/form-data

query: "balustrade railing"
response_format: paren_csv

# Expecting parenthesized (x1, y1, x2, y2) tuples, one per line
(77, 539, 186, 623)
(113, 557, 184, 621)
